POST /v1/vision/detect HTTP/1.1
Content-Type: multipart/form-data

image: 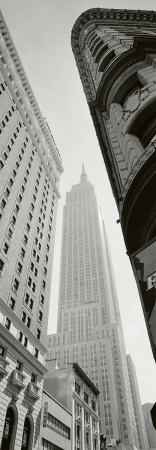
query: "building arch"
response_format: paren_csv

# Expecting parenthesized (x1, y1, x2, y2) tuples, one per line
(21, 414, 34, 450)
(1, 403, 18, 450)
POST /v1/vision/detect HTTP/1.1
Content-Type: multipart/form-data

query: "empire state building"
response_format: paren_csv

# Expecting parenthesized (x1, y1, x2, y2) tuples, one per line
(47, 166, 148, 448)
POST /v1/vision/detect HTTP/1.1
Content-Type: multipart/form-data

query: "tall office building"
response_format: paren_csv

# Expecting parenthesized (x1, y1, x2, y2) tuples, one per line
(47, 167, 148, 448)
(71, 8, 156, 361)
(0, 10, 63, 450)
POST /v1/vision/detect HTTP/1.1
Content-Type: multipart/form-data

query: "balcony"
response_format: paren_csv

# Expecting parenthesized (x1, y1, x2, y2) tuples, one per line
(12, 369, 25, 387)
(0, 355, 9, 375)
(28, 382, 40, 399)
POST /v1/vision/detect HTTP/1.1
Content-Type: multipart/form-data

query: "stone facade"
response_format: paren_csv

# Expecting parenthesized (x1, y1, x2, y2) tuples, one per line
(0, 9, 63, 450)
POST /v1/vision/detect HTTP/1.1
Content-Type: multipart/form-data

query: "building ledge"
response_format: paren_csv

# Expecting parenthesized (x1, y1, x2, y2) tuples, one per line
(28, 381, 40, 399)
(12, 369, 25, 387)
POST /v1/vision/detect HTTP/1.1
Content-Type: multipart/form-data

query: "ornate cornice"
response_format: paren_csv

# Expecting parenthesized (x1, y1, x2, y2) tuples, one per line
(71, 8, 156, 104)
(71, 8, 156, 44)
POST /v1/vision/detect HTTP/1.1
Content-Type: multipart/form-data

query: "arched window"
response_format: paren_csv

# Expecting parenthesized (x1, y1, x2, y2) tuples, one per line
(1, 404, 18, 450)
(21, 415, 33, 450)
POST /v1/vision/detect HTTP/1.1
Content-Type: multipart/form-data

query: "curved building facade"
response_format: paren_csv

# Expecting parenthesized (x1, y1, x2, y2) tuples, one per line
(71, 8, 156, 361)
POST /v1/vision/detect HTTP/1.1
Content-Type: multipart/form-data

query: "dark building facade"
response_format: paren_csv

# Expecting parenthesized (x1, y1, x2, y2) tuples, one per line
(71, 8, 156, 361)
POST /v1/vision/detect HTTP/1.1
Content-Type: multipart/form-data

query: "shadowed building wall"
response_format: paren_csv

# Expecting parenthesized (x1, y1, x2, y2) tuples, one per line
(71, 7, 156, 362)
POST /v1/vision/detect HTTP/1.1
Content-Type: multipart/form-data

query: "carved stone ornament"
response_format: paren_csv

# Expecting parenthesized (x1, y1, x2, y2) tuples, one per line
(123, 90, 140, 115)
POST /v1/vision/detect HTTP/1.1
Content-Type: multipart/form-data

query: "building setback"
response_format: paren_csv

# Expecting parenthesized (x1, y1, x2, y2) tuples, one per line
(0, 10, 63, 450)
(47, 168, 148, 448)
(71, 8, 156, 362)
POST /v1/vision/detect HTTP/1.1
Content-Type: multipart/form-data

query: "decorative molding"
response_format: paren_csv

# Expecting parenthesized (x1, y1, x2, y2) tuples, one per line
(122, 140, 156, 201)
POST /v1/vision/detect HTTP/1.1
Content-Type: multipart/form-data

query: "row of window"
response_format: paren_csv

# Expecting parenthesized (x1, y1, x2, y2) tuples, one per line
(42, 439, 63, 450)
(0, 103, 16, 137)
(0, 134, 29, 215)
(3, 316, 39, 358)
(47, 412, 70, 439)
(0, 345, 37, 382)
(0, 145, 32, 252)
(75, 382, 96, 411)
(1, 405, 33, 450)
(0, 117, 23, 171)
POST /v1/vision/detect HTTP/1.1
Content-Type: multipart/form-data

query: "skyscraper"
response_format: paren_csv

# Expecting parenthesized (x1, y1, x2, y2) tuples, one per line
(0, 10, 63, 450)
(47, 167, 148, 448)
(71, 7, 156, 361)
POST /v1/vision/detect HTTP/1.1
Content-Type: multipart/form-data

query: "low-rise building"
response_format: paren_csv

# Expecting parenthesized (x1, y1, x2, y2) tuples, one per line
(44, 360, 100, 450)
(40, 389, 72, 450)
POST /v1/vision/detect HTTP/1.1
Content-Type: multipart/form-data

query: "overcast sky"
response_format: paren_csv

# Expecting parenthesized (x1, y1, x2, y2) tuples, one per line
(1, 0, 156, 404)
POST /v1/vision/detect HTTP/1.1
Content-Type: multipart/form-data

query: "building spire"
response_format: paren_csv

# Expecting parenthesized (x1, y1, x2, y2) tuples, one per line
(80, 162, 87, 182)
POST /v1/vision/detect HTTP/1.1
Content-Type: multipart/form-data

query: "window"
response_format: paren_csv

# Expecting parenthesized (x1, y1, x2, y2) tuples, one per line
(13, 278, 19, 293)
(27, 317, 31, 328)
(91, 400, 96, 411)
(1, 405, 18, 450)
(22, 311, 26, 323)
(28, 277, 32, 287)
(3, 242, 9, 255)
(32, 282, 36, 293)
(9, 297, 15, 310)
(24, 293, 29, 305)
(44, 267, 47, 276)
(11, 215, 16, 226)
(0, 344, 5, 356)
(18, 331, 23, 342)
(29, 299, 33, 310)
(30, 262, 34, 272)
(5, 188, 10, 198)
(23, 234, 28, 245)
(40, 294, 44, 305)
(38, 311, 43, 323)
(1, 198, 6, 209)
(84, 392, 89, 404)
(5, 317, 11, 330)
(34, 348, 38, 358)
(7, 228, 13, 240)
(31, 373, 36, 383)
(0, 258, 4, 273)
(24, 337, 28, 348)
(17, 262, 22, 274)
(21, 247, 25, 259)
(46, 414, 70, 440)
(42, 279, 46, 290)
(36, 328, 41, 340)
(85, 432, 89, 447)
(75, 382, 81, 395)
(16, 360, 22, 371)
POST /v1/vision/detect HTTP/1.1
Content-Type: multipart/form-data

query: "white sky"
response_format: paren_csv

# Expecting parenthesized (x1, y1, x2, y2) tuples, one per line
(1, 0, 156, 404)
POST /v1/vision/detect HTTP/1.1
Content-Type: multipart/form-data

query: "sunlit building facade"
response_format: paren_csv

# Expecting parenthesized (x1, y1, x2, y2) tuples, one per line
(0, 10, 63, 450)
(47, 168, 148, 448)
